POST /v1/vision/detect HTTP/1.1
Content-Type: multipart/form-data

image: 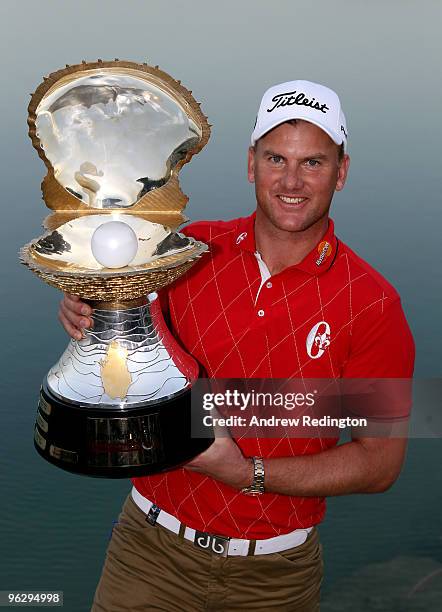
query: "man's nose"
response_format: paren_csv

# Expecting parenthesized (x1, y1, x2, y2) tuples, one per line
(280, 165, 304, 191)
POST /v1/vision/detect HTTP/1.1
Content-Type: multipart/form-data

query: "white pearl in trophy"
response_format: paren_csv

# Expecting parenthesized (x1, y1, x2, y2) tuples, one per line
(91, 221, 138, 268)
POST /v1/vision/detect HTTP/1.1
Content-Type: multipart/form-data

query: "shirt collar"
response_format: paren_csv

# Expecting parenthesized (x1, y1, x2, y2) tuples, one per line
(233, 212, 338, 276)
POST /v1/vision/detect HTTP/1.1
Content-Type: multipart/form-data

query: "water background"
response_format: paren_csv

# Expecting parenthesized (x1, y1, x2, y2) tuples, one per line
(1, 1, 441, 609)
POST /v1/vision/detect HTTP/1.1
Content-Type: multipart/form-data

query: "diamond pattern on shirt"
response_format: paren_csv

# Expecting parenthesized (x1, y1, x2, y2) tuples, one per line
(132, 215, 414, 538)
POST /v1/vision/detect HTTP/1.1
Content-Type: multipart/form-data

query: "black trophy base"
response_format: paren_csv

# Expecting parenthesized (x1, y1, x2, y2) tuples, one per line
(34, 381, 213, 478)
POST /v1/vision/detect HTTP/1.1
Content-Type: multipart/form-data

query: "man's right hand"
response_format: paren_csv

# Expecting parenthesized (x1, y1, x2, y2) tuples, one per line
(58, 293, 93, 340)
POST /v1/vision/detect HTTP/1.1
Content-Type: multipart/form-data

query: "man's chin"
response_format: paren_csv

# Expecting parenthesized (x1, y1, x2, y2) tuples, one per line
(271, 216, 317, 234)
(256, 204, 327, 235)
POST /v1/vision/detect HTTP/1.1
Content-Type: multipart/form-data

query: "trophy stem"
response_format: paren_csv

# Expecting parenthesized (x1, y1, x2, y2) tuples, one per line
(33, 293, 213, 477)
(84, 296, 149, 311)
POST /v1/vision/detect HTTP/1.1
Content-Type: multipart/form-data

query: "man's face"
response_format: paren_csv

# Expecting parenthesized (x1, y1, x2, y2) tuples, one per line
(248, 121, 350, 234)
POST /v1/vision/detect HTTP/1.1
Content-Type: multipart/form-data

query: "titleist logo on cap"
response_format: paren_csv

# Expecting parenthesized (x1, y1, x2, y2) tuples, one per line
(267, 90, 330, 114)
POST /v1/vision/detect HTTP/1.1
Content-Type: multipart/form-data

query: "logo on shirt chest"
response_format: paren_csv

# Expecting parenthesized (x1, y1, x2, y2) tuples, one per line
(306, 321, 331, 359)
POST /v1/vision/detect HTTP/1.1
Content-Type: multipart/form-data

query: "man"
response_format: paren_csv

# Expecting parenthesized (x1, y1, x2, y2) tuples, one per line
(59, 80, 415, 611)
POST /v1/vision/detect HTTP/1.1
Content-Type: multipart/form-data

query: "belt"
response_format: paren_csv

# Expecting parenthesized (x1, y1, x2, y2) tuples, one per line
(131, 487, 313, 557)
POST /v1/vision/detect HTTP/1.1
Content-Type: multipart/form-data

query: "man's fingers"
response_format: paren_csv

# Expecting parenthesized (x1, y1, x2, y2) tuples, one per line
(64, 293, 92, 317)
(58, 308, 83, 340)
(60, 300, 93, 329)
(59, 293, 93, 339)
(62, 293, 93, 327)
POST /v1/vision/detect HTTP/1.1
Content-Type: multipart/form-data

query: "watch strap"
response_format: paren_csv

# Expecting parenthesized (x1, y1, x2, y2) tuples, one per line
(241, 456, 265, 495)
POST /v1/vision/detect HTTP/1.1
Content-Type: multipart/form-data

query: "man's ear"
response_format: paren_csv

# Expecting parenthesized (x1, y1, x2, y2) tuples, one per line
(247, 146, 256, 183)
(335, 154, 350, 192)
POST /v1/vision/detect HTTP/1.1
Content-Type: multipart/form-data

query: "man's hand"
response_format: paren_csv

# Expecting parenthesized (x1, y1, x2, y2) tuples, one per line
(185, 436, 407, 497)
(58, 293, 93, 339)
(185, 435, 253, 490)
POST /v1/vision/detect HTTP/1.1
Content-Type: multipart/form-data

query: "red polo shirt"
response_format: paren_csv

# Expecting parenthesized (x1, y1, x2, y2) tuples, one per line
(133, 213, 414, 538)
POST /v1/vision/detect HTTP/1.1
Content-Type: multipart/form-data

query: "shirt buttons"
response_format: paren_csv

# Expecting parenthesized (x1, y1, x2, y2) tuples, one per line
(257, 309, 265, 317)
(266, 281, 272, 289)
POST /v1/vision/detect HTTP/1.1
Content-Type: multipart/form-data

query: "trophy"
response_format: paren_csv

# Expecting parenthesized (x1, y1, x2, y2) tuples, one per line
(20, 60, 213, 477)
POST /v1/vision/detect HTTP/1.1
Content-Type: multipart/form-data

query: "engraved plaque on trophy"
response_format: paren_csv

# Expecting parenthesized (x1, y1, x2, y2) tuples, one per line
(21, 60, 213, 477)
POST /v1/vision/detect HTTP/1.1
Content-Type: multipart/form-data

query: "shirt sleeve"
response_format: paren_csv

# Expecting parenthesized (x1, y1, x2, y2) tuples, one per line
(157, 287, 170, 321)
(341, 298, 415, 423)
(342, 297, 415, 378)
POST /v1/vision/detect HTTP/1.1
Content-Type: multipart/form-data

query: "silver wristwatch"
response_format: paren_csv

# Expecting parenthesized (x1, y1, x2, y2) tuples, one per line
(241, 456, 265, 495)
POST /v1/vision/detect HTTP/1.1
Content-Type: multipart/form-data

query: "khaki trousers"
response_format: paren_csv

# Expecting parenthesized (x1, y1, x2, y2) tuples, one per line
(92, 495, 323, 611)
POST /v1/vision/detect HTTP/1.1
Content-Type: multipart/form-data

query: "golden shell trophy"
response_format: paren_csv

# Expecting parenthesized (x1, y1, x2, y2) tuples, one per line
(21, 59, 214, 477)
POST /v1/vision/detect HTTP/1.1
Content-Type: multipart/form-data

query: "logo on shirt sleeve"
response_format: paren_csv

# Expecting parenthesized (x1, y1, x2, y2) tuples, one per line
(306, 321, 331, 359)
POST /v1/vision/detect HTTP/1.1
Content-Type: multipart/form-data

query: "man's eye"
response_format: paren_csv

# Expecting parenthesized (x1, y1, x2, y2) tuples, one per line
(269, 155, 283, 164)
(306, 159, 320, 167)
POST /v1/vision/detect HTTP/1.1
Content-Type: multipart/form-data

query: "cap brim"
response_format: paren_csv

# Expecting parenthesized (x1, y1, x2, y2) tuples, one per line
(251, 115, 346, 151)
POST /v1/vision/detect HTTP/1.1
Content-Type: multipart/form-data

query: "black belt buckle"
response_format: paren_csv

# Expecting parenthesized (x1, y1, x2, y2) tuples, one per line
(194, 530, 229, 556)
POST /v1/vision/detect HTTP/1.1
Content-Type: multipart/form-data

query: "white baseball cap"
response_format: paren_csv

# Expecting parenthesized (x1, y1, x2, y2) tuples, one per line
(251, 79, 348, 151)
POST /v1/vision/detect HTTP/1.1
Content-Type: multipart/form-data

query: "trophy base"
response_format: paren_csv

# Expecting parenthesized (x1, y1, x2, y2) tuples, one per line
(34, 381, 213, 478)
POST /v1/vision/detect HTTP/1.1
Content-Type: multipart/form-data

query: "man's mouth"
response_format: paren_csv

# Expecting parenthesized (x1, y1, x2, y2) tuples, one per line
(277, 196, 308, 205)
